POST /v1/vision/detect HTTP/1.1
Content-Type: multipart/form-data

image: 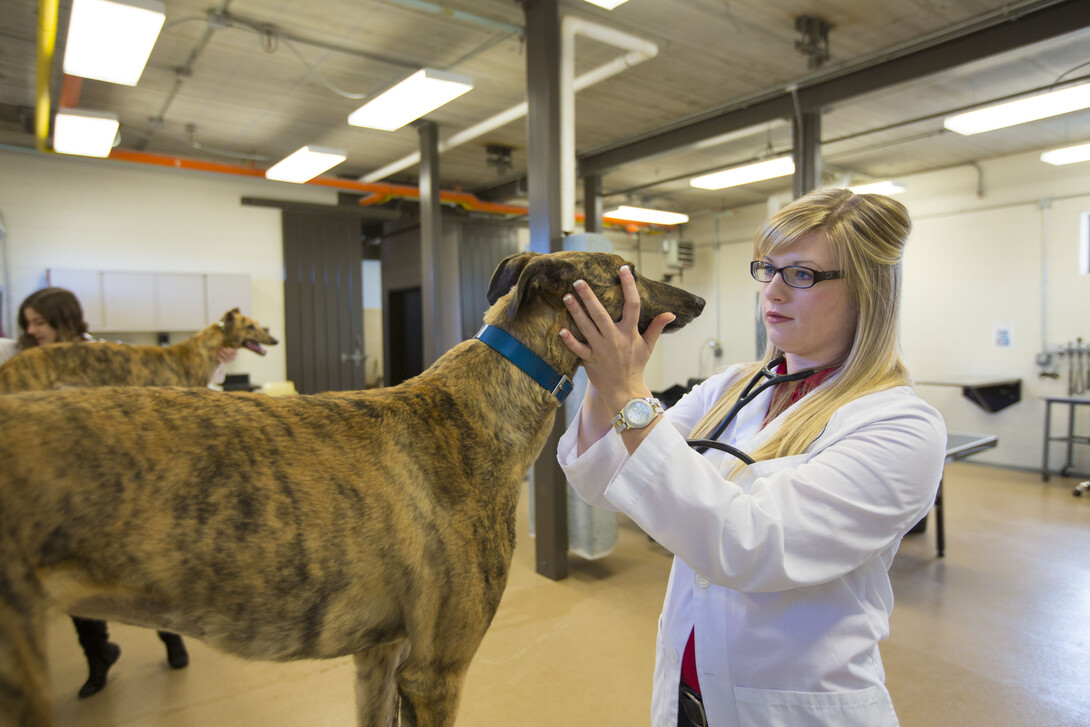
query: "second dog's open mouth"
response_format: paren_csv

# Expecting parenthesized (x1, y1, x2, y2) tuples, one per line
(244, 341, 268, 356)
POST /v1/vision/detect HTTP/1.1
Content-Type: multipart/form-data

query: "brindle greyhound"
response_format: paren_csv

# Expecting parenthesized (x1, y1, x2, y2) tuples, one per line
(0, 308, 277, 700)
(0, 308, 277, 394)
(0, 251, 704, 727)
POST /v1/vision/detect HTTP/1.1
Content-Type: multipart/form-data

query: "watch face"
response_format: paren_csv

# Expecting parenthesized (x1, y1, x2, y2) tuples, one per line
(626, 399, 653, 426)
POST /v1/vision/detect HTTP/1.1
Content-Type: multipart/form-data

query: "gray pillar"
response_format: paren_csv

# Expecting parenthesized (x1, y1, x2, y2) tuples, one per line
(792, 110, 822, 198)
(524, 0, 568, 580)
(417, 119, 441, 367)
(584, 174, 603, 233)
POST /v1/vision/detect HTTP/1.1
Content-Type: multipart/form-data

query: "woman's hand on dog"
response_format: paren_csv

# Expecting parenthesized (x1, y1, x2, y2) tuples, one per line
(559, 265, 674, 413)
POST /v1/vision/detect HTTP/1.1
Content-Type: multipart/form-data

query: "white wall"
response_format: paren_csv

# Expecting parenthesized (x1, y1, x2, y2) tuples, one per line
(679, 150, 1090, 472)
(0, 148, 338, 385)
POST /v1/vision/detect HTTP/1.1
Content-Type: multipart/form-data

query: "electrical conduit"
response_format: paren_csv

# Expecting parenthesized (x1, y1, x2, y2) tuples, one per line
(35, 0, 59, 153)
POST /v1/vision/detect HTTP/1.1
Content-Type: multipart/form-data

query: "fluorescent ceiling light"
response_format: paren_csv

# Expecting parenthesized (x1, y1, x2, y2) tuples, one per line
(63, 0, 165, 86)
(1040, 141, 1090, 166)
(265, 145, 347, 183)
(943, 81, 1090, 135)
(603, 206, 689, 225)
(690, 156, 795, 190)
(348, 68, 473, 132)
(849, 180, 906, 195)
(583, 0, 631, 8)
(53, 109, 119, 157)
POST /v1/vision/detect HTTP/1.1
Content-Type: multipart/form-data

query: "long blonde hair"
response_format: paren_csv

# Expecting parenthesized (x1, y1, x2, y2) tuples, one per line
(689, 188, 912, 466)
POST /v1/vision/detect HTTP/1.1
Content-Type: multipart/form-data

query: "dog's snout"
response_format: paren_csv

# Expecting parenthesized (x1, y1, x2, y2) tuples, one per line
(694, 296, 706, 314)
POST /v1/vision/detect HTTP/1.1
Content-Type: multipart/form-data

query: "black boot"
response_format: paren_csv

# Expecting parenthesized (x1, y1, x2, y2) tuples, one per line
(72, 617, 121, 698)
(158, 631, 189, 669)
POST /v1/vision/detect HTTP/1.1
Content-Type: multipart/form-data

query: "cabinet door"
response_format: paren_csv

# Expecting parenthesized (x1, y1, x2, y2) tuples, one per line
(47, 269, 104, 330)
(102, 272, 155, 331)
(206, 274, 251, 321)
(156, 274, 207, 331)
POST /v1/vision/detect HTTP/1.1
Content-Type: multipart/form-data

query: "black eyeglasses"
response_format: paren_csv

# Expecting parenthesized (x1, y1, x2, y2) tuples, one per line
(750, 261, 845, 289)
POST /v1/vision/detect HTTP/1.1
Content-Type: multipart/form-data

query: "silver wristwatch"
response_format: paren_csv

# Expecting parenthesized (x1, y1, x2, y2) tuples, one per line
(611, 397, 664, 433)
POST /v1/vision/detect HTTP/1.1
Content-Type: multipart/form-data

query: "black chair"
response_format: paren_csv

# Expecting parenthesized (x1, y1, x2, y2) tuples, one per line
(222, 373, 260, 392)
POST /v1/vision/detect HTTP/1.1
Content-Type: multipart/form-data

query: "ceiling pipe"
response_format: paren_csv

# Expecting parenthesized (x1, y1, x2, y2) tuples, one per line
(58, 74, 83, 108)
(360, 15, 658, 203)
(106, 149, 532, 215)
(35, 0, 59, 153)
(32, 3, 661, 228)
(560, 16, 658, 233)
(0, 141, 670, 229)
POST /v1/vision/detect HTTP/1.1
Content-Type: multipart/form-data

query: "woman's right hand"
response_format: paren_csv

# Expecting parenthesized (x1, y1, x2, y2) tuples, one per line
(560, 265, 674, 454)
(559, 265, 674, 413)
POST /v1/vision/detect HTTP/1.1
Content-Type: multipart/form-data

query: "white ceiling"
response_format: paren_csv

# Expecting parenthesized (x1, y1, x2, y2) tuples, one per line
(2, 0, 1088, 216)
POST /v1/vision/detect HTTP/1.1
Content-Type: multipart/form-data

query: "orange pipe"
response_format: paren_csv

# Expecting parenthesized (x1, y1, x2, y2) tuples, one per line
(108, 149, 533, 215)
(106, 149, 668, 227)
(58, 75, 83, 108)
(109, 149, 267, 177)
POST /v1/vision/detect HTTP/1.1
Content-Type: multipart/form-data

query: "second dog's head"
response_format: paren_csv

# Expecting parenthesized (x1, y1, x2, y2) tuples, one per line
(219, 308, 279, 355)
(485, 251, 705, 342)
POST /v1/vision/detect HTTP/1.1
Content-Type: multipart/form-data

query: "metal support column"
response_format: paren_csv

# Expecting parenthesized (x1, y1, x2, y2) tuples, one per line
(792, 110, 821, 198)
(417, 119, 441, 367)
(524, 0, 568, 580)
(584, 174, 603, 233)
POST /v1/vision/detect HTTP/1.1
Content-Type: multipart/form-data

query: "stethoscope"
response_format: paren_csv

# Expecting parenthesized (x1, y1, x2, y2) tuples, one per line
(684, 355, 817, 465)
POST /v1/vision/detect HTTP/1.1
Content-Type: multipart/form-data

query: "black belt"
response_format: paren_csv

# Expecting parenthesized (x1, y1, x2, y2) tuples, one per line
(678, 683, 707, 727)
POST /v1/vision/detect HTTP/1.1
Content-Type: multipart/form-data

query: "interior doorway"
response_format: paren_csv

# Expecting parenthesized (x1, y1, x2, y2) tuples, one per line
(386, 286, 423, 386)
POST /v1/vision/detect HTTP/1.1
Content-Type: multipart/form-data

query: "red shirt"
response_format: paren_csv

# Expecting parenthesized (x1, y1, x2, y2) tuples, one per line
(681, 362, 839, 695)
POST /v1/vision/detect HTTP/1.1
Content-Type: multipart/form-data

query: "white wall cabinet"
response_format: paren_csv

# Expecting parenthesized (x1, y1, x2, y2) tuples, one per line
(156, 274, 207, 331)
(44, 268, 105, 330)
(102, 271, 157, 331)
(47, 268, 251, 332)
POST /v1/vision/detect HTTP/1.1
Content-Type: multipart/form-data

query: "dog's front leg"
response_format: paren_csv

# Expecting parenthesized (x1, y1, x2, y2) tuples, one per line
(353, 641, 408, 727)
(395, 661, 470, 727)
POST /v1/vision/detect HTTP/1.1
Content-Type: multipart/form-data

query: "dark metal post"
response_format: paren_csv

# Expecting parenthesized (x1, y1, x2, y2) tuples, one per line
(584, 174, 603, 233)
(524, 0, 568, 580)
(417, 119, 441, 367)
(792, 110, 821, 198)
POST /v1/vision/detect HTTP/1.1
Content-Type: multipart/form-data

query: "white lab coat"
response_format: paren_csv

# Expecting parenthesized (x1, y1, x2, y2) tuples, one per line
(558, 365, 947, 727)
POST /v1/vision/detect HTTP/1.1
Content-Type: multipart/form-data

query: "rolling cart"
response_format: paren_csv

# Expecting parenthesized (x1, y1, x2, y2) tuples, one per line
(1040, 396, 1090, 494)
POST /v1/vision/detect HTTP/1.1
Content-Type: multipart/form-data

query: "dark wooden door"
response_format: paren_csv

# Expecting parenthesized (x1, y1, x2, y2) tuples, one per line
(282, 210, 365, 394)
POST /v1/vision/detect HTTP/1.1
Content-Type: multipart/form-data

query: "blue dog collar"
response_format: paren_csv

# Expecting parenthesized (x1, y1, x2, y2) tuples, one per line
(474, 324, 573, 405)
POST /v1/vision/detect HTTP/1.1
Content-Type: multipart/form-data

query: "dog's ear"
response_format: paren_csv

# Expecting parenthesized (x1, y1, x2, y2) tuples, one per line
(487, 253, 537, 305)
(505, 256, 574, 320)
(221, 308, 240, 324)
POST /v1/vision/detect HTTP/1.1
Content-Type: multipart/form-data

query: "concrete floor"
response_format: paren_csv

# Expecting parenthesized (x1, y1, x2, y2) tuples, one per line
(46, 462, 1090, 726)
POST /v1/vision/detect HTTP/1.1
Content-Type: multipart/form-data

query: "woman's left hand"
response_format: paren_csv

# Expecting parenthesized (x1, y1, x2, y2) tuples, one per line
(216, 347, 238, 364)
(559, 265, 674, 412)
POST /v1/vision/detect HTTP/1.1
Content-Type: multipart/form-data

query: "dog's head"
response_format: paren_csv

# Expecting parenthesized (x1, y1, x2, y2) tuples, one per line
(219, 308, 279, 356)
(486, 251, 704, 340)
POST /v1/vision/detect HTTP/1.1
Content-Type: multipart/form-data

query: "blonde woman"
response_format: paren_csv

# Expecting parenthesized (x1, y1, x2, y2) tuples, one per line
(557, 188, 946, 727)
